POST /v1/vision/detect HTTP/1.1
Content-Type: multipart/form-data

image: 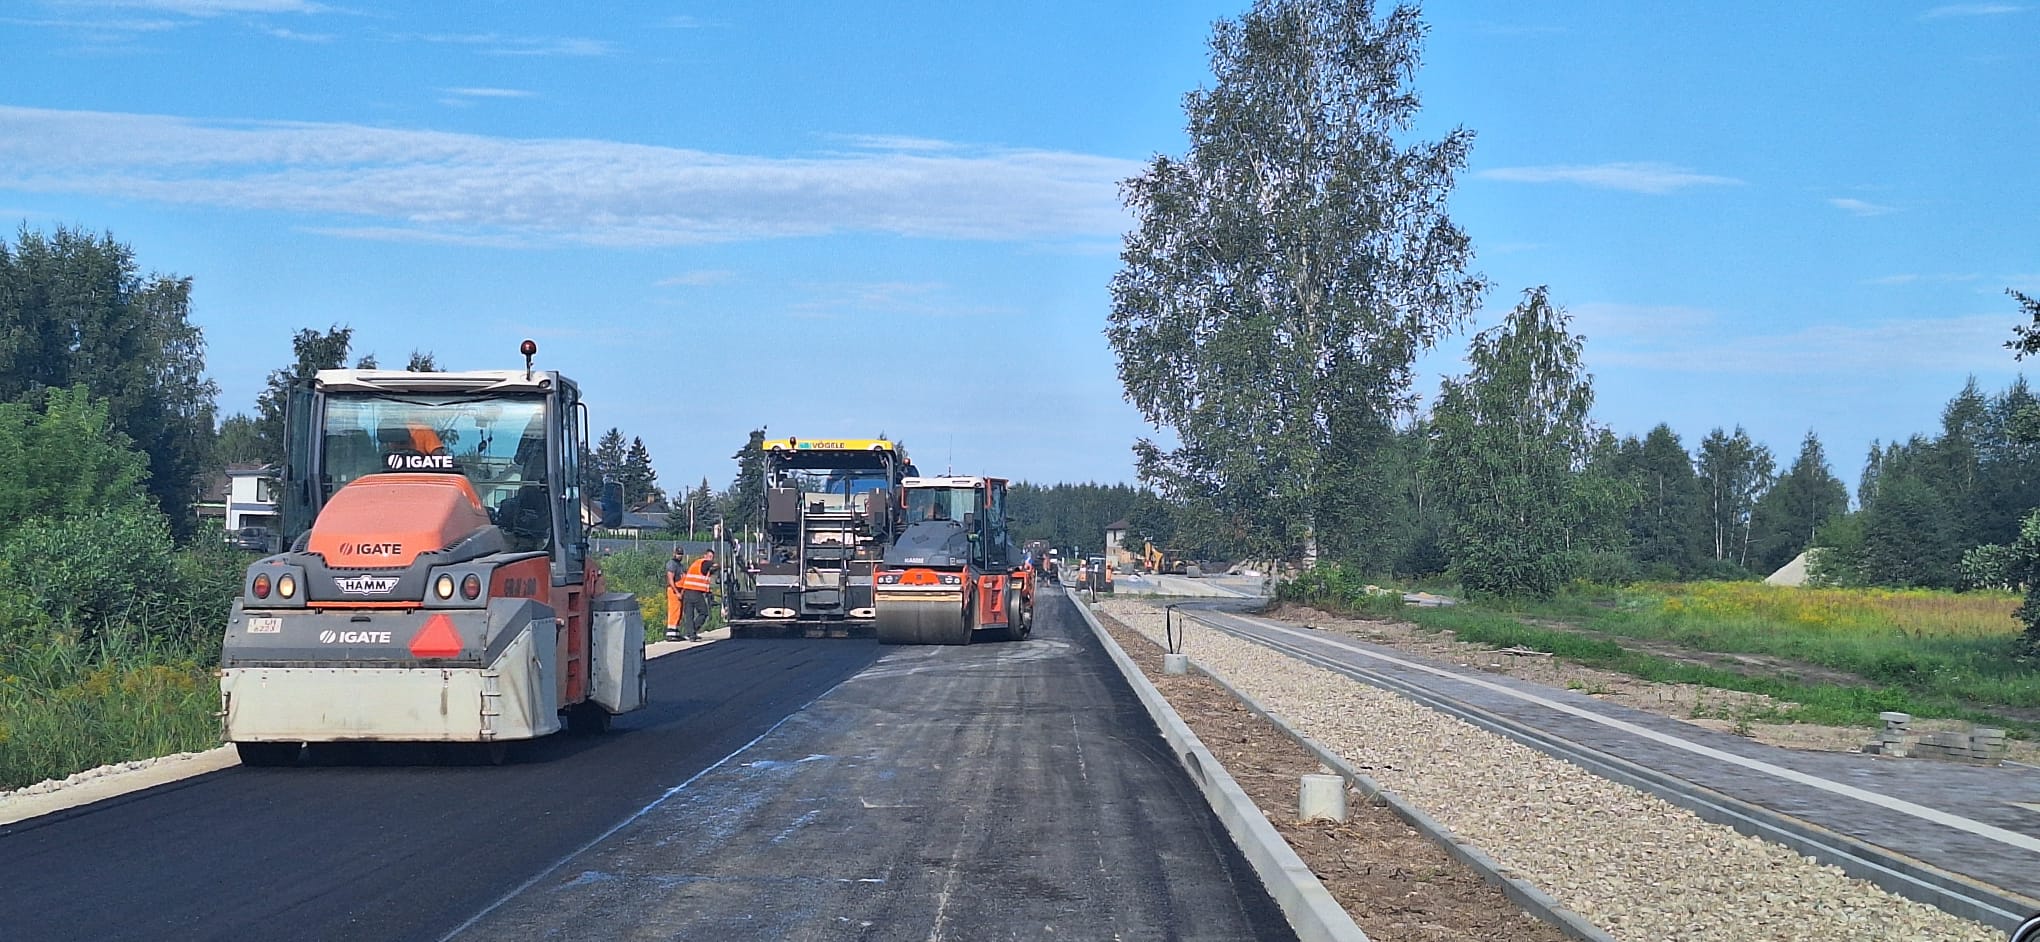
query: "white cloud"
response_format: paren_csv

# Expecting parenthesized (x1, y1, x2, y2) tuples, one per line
(407, 32, 615, 57)
(1566, 302, 1718, 340)
(441, 87, 537, 99)
(1921, 4, 2025, 18)
(262, 26, 330, 41)
(1476, 162, 1743, 194)
(1592, 314, 2013, 374)
(1863, 272, 1980, 286)
(655, 270, 736, 287)
(1827, 197, 1897, 216)
(0, 105, 1139, 247)
(785, 280, 1014, 320)
(66, 0, 326, 14)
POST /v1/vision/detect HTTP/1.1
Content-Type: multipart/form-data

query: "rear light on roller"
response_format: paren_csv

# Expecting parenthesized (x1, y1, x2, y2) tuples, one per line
(277, 574, 296, 599)
(434, 574, 455, 600)
(252, 573, 271, 599)
(939, 575, 962, 585)
(461, 574, 481, 600)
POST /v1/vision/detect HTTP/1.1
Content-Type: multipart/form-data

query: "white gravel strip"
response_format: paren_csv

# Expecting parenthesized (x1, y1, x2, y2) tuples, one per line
(1098, 599, 2000, 942)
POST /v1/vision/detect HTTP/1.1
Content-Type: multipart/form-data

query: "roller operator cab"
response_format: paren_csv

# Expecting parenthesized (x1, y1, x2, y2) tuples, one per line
(722, 437, 910, 638)
(873, 476, 1033, 645)
(219, 341, 647, 765)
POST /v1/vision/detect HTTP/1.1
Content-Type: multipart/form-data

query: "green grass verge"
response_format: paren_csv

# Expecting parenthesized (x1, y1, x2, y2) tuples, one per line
(1282, 567, 2040, 735)
(1392, 604, 2032, 733)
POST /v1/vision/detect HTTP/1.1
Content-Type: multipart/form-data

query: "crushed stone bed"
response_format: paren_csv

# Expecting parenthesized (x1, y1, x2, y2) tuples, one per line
(1097, 599, 1999, 942)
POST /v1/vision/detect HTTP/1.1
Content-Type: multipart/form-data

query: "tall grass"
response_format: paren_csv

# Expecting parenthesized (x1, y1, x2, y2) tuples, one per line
(0, 621, 220, 791)
(1286, 563, 2040, 731)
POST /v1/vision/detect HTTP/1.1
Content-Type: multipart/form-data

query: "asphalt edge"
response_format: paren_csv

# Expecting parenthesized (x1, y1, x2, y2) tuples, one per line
(1069, 593, 1370, 942)
(1193, 663, 1618, 942)
(1, 631, 723, 827)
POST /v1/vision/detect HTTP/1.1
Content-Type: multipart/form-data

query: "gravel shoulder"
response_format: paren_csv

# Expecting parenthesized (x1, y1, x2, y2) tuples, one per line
(1093, 607, 1570, 941)
(1098, 598, 2001, 942)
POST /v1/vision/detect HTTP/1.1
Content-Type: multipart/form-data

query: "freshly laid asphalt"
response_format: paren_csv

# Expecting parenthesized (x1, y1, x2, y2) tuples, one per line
(0, 590, 1292, 941)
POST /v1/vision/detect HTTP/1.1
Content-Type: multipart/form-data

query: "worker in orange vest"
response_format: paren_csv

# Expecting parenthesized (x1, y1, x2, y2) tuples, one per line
(678, 549, 717, 642)
(663, 546, 688, 641)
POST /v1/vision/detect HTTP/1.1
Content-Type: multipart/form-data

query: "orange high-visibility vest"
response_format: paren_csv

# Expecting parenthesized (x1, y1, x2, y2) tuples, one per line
(680, 557, 714, 593)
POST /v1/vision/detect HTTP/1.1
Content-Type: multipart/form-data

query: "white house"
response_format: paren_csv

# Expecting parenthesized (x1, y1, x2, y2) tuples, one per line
(226, 464, 278, 536)
(1104, 518, 1131, 568)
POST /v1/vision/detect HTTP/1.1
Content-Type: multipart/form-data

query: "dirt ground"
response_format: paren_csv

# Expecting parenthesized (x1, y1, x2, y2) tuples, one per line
(1096, 611, 1572, 942)
(1265, 602, 2040, 765)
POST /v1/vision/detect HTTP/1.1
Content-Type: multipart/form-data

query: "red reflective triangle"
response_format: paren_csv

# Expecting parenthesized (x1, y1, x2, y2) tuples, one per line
(410, 613, 463, 658)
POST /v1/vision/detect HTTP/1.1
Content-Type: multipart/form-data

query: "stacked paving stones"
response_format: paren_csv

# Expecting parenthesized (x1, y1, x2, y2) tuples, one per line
(1866, 712, 2009, 765)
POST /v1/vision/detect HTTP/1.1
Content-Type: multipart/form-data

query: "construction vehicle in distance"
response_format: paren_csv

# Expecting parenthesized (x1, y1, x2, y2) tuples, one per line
(1142, 541, 1191, 576)
(874, 476, 1033, 645)
(1078, 555, 1114, 594)
(1024, 539, 1059, 581)
(722, 437, 911, 638)
(219, 340, 646, 765)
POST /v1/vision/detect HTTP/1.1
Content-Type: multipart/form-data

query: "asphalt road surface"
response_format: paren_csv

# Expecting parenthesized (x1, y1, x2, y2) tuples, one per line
(0, 590, 1292, 941)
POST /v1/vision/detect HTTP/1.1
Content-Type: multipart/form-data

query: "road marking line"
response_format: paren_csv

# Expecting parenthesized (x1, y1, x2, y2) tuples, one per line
(1217, 610, 2040, 855)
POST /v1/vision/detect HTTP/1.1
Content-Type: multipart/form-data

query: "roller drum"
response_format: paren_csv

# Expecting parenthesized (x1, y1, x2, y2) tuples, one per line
(875, 598, 972, 645)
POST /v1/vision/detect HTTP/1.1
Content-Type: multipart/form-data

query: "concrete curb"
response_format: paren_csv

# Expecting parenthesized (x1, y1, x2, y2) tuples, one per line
(1194, 665, 1617, 942)
(1070, 595, 1369, 942)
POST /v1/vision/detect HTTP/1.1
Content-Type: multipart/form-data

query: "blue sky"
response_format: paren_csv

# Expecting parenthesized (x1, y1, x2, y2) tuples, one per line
(1, 1, 2034, 497)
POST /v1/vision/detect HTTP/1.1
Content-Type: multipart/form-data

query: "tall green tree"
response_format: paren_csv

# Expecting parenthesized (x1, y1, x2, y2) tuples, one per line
(618, 436, 662, 509)
(0, 226, 218, 531)
(213, 413, 266, 466)
(1859, 476, 1956, 588)
(0, 386, 154, 537)
(1429, 288, 1596, 598)
(687, 476, 716, 533)
(582, 427, 627, 498)
(1695, 426, 1774, 569)
(253, 325, 366, 466)
(1994, 288, 2040, 652)
(719, 428, 768, 526)
(1622, 424, 1704, 576)
(1107, 0, 1485, 564)
(1748, 431, 1849, 574)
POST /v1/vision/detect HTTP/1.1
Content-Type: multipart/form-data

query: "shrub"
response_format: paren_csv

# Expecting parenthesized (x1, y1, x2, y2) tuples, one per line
(1561, 549, 1638, 587)
(0, 507, 181, 644)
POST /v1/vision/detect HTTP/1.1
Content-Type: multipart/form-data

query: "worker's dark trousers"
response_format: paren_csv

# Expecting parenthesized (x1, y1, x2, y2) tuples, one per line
(682, 590, 711, 639)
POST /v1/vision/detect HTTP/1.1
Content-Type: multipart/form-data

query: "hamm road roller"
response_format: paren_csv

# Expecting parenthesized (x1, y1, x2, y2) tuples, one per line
(873, 476, 1032, 645)
(219, 341, 646, 764)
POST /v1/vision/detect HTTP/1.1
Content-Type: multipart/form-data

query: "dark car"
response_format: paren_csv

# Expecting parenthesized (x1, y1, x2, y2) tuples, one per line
(231, 525, 275, 553)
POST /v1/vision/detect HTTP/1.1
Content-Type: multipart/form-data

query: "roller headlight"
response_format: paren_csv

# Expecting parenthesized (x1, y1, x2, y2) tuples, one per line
(276, 574, 296, 599)
(939, 574, 962, 585)
(434, 574, 456, 600)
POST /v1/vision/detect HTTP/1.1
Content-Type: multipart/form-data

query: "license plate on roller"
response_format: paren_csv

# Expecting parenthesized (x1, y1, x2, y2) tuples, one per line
(247, 617, 282, 634)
